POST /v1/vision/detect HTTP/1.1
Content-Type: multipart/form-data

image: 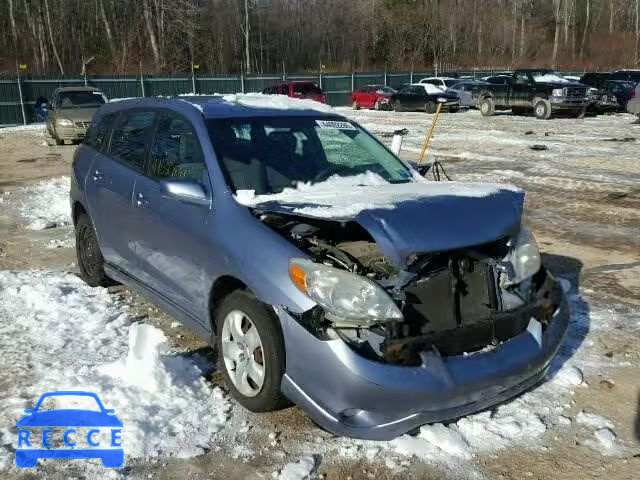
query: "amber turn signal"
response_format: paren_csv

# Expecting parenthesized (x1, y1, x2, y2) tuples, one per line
(289, 263, 307, 292)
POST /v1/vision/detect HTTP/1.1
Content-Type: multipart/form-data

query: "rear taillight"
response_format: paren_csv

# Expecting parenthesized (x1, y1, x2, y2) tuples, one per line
(631, 88, 637, 99)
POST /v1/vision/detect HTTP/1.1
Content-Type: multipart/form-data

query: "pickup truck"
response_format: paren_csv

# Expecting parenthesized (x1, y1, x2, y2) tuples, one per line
(473, 69, 590, 119)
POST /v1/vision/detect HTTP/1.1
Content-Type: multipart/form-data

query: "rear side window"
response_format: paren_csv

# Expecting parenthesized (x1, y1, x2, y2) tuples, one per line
(84, 113, 115, 151)
(108, 111, 156, 171)
(293, 83, 322, 94)
(148, 112, 207, 185)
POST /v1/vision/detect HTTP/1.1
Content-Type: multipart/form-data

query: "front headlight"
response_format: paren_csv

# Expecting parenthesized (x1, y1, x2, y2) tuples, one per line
(437, 97, 448, 103)
(57, 118, 73, 126)
(289, 258, 403, 327)
(503, 228, 541, 286)
(552, 88, 564, 96)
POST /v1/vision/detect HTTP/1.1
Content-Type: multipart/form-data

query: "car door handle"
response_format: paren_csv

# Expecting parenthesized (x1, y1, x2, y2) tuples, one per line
(92, 169, 105, 183)
(135, 192, 149, 208)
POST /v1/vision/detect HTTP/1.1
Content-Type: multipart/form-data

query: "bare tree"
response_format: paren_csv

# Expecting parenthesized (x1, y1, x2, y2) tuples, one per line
(552, 0, 563, 68)
(143, 0, 161, 70)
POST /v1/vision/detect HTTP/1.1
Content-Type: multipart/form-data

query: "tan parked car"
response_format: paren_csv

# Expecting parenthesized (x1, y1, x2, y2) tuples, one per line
(627, 82, 640, 119)
(46, 87, 107, 145)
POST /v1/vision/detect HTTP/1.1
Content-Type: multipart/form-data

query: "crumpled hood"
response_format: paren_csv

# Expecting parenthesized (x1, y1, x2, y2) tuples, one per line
(243, 179, 525, 267)
(354, 190, 523, 266)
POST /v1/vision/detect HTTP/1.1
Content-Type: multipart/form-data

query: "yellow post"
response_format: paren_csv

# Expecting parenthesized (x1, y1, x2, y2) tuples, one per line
(417, 102, 443, 165)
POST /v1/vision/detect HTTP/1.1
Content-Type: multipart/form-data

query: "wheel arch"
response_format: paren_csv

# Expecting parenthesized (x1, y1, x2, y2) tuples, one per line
(72, 201, 88, 226)
(208, 275, 248, 329)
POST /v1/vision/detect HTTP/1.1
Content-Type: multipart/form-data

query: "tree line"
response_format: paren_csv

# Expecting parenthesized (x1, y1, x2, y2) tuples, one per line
(1, 0, 639, 76)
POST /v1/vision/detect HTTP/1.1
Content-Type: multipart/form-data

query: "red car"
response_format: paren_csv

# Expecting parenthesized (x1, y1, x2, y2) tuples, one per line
(350, 85, 396, 110)
(262, 81, 326, 103)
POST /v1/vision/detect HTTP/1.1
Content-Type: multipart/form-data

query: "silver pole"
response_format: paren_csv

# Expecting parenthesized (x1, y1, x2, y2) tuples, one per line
(191, 61, 196, 94)
(351, 72, 355, 92)
(139, 61, 146, 97)
(240, 70, 245, 93)
(16, 63, 27, 126)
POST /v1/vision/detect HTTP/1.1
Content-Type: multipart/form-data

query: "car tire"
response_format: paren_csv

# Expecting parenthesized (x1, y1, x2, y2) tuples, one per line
(479, 97, 495, 116)
(533, 98, 552, 120)
(54, 131, 64, 145)
(425, 101, 437, 114)
(215, 290, 290, 413)
(76, 213, 111, 287)
(573, 108, 586, 119)
(392, 100, 403, 112)
(352, 101, 360, 110)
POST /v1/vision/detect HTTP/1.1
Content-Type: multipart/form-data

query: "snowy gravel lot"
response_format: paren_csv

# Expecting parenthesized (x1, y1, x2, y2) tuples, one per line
(0, 111, 639, 479)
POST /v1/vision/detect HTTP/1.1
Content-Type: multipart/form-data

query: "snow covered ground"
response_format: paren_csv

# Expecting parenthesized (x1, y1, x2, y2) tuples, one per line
(0, 110, 638, 479)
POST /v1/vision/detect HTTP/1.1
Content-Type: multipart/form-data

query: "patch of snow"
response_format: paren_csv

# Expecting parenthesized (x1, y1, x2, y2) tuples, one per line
(576, 411, 614, 430)
(413, 83, 446, 95)
(277, 456, 316, 480)
(12, 177, 71, 230)
(555, 365, 583, 386)
(0, 270, 231, 467)
(592, 428, 616, 450)
(222, 93, 334, 113)
(45, 236, 74, 249)
(234, 172, 520, 219)
(534, 74, 571, 84)
(0, 123, 46, 134)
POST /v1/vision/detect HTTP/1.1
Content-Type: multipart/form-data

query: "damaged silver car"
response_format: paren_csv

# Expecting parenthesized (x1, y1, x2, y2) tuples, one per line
(71, 96, 569, 440)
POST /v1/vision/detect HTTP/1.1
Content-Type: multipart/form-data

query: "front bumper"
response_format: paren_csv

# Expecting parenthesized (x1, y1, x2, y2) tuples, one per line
(279, 279, 570, 440)
(549, 95, 589, 109)
(55, 122, 89, 141)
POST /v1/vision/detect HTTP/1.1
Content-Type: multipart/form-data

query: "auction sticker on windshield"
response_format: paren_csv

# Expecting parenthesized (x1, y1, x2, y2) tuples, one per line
(315, 120, 357, 130)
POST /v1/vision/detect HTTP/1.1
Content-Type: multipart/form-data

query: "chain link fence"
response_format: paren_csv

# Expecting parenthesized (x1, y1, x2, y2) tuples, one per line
(0, 69, 584, 126)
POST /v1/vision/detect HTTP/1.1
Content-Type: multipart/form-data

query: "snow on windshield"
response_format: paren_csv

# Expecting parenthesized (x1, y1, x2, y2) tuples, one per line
(221, 93, 334, 113)
(419, 83, 446, 94)
(533, 74, 571, 84)
(234, 172, 521, 219)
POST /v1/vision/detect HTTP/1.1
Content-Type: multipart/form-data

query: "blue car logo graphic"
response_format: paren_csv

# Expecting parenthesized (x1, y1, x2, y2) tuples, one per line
(15, 391, 123, 468)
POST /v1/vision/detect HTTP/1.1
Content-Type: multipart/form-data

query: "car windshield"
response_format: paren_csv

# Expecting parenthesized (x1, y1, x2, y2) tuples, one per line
(293, 83, 322, 94)
(607, 81, 635, 93)
(531, 71, 570, 83)
(58, 91, 106, 109)
(207, 116, 413, 195)
(375, 86, 396, 93)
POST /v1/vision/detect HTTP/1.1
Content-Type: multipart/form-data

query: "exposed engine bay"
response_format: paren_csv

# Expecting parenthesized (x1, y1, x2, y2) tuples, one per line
(257, 209, 562, 366)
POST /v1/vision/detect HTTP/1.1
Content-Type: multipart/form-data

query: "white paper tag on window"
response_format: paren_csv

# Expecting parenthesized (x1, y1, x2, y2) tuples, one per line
(315, 120, 356, 130)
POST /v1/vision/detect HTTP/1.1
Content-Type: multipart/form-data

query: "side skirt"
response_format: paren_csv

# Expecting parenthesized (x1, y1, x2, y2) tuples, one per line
(104, 263, 212, 342)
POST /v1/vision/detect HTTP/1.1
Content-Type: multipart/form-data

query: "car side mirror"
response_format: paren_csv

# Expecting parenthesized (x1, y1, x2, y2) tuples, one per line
(160, 179, 211, 207)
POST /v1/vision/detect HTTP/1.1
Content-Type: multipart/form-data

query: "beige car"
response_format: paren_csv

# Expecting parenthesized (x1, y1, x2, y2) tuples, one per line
(46, 87, 107, 145)
(627, 82, 640, 119)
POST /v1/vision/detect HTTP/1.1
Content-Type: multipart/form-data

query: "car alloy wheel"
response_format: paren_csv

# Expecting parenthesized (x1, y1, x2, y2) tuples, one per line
(352, 101, 359, 110)
(535, 104, 545, 117)
(221, 309, 265, 397)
